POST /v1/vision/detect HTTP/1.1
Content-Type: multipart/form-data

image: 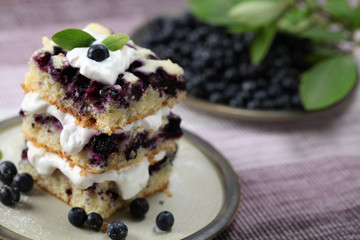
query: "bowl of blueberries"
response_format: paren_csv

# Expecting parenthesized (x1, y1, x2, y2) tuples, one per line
(132, 2, 360, 121)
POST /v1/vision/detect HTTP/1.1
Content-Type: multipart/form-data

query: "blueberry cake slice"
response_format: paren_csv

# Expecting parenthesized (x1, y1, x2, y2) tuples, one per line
(20, 144, 177, 219)
(19, 23, 185, 219)
(23, 23, 186, 134)
(20, 92, 182, 173)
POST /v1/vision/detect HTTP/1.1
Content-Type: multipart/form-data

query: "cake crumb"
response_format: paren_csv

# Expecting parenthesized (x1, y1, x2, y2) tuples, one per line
(164, 189, 173, 197)
(159, 200, 164, 205)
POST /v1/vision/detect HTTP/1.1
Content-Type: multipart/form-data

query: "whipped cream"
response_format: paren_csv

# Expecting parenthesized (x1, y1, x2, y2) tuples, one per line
(66, 30, 136, 85)
(27, 141, 152, 200)
(64, 26, 184, 86)
(21, 92, 170, 154)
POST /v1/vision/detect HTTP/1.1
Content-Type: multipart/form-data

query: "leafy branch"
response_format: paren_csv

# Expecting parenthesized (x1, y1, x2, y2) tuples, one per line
(188, 0, 359, 110)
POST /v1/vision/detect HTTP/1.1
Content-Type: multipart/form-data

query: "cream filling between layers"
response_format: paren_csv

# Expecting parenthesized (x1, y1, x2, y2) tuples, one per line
(26, 141, 166, 200)
(21, 92, 170, 154)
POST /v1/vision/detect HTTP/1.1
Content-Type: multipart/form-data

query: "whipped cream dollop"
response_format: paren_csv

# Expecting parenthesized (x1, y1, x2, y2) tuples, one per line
(66, 29, 136, 85)
(26, 141, 164, 199)
(21, 92, 170, 154)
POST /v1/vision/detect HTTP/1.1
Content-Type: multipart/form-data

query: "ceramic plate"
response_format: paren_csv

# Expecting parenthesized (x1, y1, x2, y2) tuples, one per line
(0, 117, 240, 240)
(131, 18, 356, 122)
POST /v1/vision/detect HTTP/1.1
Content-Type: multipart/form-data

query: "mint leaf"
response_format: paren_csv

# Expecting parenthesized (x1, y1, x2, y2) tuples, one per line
(299, 27, 351, 41)
(51, 29, 96, 50)
(228, 1, 286, 28)
(187, 0, 241, 26)
(300, 55, 357, 111)
(102, 34, 129, 51)
(250, 25, 276, 64)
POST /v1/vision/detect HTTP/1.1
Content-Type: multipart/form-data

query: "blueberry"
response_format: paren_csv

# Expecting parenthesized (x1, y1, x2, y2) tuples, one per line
(209, 92, 225, 103)
(156, 211, 174, 231)
(246, 99, 260, 109)
(68, 207, 87, 227)
(0, 185, 20, 206)
(87, 44, 109, 62)
(253, 90, 267, 100)
(86, 212, 103, 231)
(0, 161, 17, 185)
(93, 134, 116, 155)
(12, 173, 34, 193)
(130, 198, 149, 218)
(107, 221, 128, 240)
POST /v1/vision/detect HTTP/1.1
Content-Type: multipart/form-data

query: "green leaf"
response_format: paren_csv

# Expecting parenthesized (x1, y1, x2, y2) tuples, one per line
(250, 25, 276, 64)
(228, 1, 287, 28)
(228, 24, 254, 33)
(187, 0, 242, 26)
(0, 150, 2, 161)
(299, 27, 351, 41)
(102, 34, 129, 51)
(324, 0, 354, 25)
(300, 55, 357, 111)
(305, 46, 339, 64)
(277, 7, 312, 34)
(303, 0, 317, 8)
(51, 29, 96, 50)
(353, 5, 360, 28)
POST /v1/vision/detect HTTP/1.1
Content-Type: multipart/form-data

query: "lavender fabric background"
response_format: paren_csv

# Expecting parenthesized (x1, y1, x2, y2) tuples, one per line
(1, 0, 360, 239)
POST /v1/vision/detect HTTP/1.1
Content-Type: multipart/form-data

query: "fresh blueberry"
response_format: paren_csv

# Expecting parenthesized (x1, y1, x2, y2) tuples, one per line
(246, 99, 261, 109)
(12, 173, 34, 193)
(107, 221, 128, 240)
(130, 198, 149, 218)
(156, 211, 174, 231)
(87, 44, 109, 62)
(0, 161, 17, 185)
(68, 207, 87, 227)
(86, 212, 103, 231)
(0, 185, 20, 206)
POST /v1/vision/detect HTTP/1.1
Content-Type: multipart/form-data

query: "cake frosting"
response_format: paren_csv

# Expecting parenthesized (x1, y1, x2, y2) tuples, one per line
(21, 92, 170, 154)
(27, 141, 166, 200)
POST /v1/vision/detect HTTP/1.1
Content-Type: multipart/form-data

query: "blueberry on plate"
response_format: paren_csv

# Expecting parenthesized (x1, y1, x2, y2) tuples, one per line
(130, 198, 149, 218)
(107, 221, 128, 240)
(0, 185, 20, 206)
(68, 207, 87, 227)
(0, 161, 17, 185)
(12, 173, 34, 193)
(156, 211, 174, 231)
(86, 212, 103, 231)
(87, 44, 109, 62)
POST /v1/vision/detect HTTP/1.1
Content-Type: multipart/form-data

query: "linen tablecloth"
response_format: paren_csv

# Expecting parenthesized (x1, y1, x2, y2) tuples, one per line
(1, 1, 360, 239)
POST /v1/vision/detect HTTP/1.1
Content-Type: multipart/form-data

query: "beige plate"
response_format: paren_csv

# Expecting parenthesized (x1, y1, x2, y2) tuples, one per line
(131, 18, 356, 122)
(0, 117, 240, 240)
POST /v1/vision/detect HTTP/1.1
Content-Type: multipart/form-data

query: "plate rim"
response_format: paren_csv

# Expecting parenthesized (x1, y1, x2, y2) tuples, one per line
(0, 116, 241, 240)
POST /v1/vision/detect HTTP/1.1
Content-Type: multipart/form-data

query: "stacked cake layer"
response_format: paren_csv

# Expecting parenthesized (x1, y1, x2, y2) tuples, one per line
(19, 23, 185, 218)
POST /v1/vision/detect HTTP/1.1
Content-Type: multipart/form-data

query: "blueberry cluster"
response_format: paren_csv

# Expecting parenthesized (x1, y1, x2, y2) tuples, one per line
(68, 198, 174, 239)
(0, 161, 34, 206)
(68, 207, 104, 231)
(141, 12, 313, 110)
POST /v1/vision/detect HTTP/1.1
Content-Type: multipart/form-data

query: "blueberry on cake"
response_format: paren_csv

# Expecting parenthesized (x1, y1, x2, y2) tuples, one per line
(19, 23, 185, 218)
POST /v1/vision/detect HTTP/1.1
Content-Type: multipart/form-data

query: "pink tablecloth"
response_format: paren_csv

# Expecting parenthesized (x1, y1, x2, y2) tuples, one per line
(1, 0, 360, 239)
